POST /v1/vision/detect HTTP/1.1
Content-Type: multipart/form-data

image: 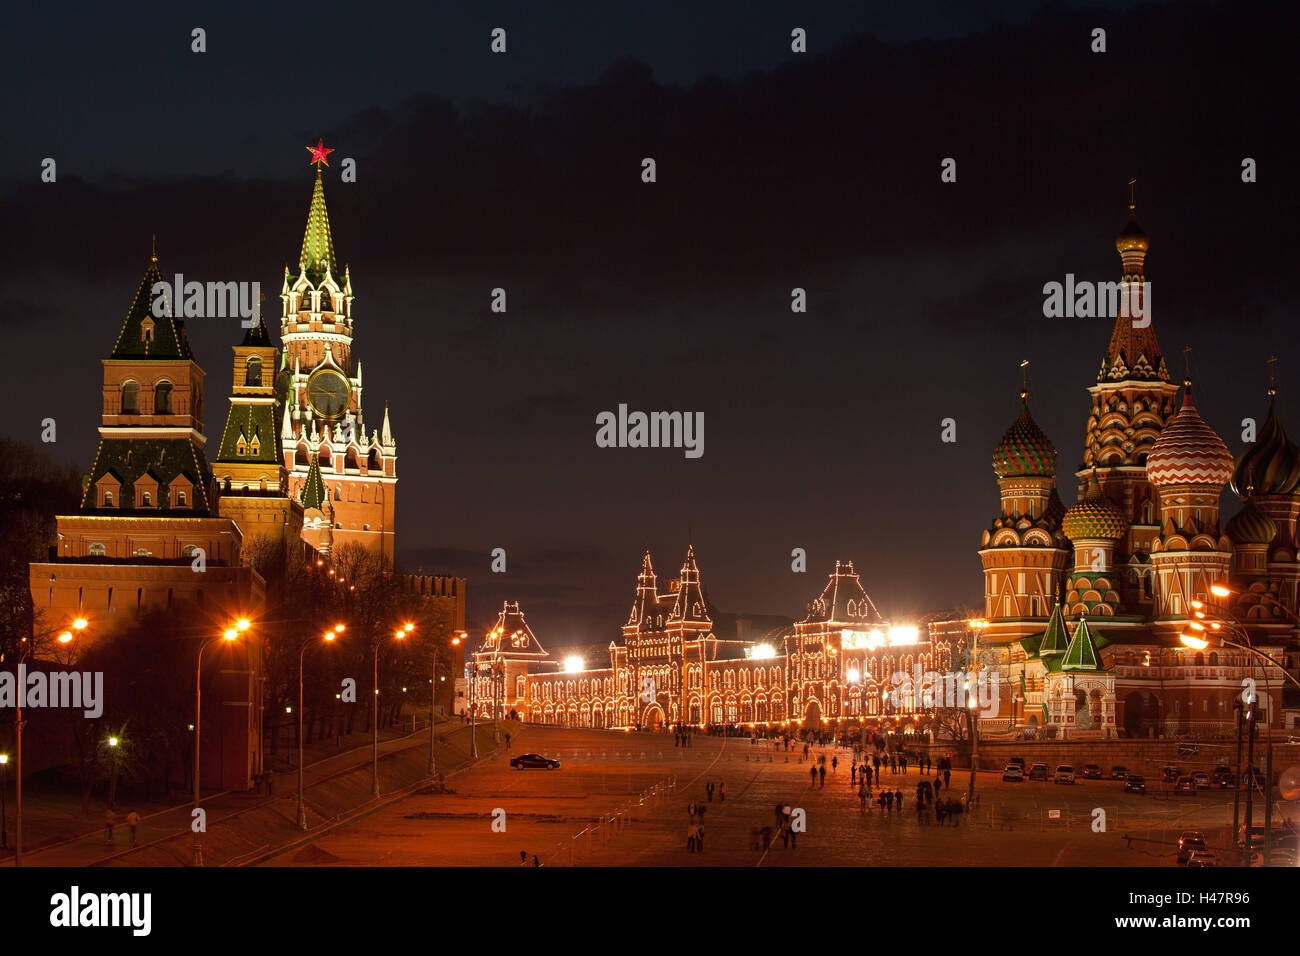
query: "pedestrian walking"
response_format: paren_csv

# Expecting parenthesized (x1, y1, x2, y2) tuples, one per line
(533, 855, 540, 867)
(901, 754, 908, 774)
(687, 824, 697, 852)
(859, 784, 867, 810)
(832, 756, 838, 774)
(943, 768, 951, 789)
(520, 850, 528, 865)
(706, 782, 715, 802)
(818, 764, 826, 787)
(851, 764, 857, 786)
(696, 824, 705, 852)
(895, 788, 903, 811)
(719, 781, 726, 802)
(126, 810, 140, 847)
(810, 766, 817, 785)
(505, 732, 511, 750)
(104, 808, 117, 844)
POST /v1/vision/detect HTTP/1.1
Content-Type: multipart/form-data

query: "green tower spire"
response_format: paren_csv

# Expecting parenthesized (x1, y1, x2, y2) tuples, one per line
(299, 169, 337, 282)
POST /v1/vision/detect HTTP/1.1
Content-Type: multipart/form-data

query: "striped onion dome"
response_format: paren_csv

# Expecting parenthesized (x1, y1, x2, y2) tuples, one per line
(993, 398, 1057, 479)
(1062, 475, 1128, 541)
(1146, 386, 1234, 488)
(1231, 394, 1300, 497)
(1227, 495, 1277, 545)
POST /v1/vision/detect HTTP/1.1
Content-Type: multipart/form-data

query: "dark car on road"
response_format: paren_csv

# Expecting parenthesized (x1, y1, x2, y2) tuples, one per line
(1124, 774, 1147, 794)
(1029, 762, 1049, 781)
(1110, 765, 1128, 780)
(1213, 766, 1235, 788)
(1177, 830, 1207, 864)
(1175, 775, 1196, 793)
(1161, 765, 1181, 783)
(510, 752, 560, 770)
(1081, 763, 1103, 780)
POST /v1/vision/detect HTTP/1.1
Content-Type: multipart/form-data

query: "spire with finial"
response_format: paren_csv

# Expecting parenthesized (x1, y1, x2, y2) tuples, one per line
(150, 233, 157, 264)
(299, 142, 338, 281)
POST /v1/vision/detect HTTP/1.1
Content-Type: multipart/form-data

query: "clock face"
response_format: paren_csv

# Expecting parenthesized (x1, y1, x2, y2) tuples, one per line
(307, 368, 350, 419)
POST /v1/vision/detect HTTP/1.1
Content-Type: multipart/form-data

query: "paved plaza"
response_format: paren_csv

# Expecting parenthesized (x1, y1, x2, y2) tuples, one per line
(262, 725, 1245, 866)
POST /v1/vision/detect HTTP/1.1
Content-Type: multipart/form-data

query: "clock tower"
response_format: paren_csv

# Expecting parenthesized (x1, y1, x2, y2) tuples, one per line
(279, 143, 397, 562)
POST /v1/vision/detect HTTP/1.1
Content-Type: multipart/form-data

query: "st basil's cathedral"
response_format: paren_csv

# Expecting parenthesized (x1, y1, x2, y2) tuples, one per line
(978, 196, 1300, 739)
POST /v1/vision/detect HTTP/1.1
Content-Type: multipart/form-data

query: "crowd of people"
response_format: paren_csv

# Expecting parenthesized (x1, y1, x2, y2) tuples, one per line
(682, 735, 979, 856)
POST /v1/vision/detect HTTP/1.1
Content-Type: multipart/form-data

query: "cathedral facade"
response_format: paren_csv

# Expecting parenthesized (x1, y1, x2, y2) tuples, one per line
(978, 198, 1300, 738)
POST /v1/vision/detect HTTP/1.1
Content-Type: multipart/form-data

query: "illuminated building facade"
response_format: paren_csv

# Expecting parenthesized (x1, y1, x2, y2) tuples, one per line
(471, 550, 938, 733)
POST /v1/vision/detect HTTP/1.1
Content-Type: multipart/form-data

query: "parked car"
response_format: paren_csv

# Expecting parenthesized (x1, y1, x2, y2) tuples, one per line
(1029, 762, 1050, 781)
(1054, 765, 1075, 784)
(510, 752, 560, 770)
(1192, 771, 1211, 789)
(1177, 830, 1207, 864)
(1081, 763, 1103, 780)
(1002, 765, 1024, 783)
(1175, 775, 1196, 793)
(1124, 774, 1147, 793)
(1161, 765, 1181, 783)
(1213, 766, 1235, 788)
(1237, 824, 1293, 848)
(1265, 846, 1299, 867)
(1110, 765, 1128, 780)
(1185, 850, 1218, 868)
(1007, 757, 1026, 772)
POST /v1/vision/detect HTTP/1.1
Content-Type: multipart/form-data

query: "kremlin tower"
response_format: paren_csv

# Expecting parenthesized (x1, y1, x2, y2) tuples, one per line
(278, 143, 398, 563)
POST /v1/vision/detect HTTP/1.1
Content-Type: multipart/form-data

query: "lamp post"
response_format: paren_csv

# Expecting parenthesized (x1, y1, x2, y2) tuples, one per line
(193, 620, 247, 866)
(432, 635, 463, 775)
(1183, 594, 1300, 866)
(0, 753, 8, 850)
(13, 616, 87, 867)
(966, 618, 989, 804)
(371, 623, 412, 798)
(298, 624, 343, 830)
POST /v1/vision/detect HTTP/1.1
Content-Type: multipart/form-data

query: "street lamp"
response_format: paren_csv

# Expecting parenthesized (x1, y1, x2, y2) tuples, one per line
(297, 626, 343, 830)
(966, 618, 990, 803)
(1182, 593, 1300, 866)
(371, 625, 408, 798)
(193, 624, 242, 866)
(0, 753, 8, 850)
(13, 617, 87, 867)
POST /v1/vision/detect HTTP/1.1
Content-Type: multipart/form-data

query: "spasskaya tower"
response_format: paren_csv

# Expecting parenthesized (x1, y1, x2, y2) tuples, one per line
(278, 141, 397, 562)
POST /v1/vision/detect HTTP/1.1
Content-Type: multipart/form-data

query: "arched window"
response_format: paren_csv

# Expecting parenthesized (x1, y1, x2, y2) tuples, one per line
(245, 356, 262, 386)
(122, 381, 140, 414)
(89, 542, 107, 556)
(142, 491, 151, 507)
(154, 381, 173, 414)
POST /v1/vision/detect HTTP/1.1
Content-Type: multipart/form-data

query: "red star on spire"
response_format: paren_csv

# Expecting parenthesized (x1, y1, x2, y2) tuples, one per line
(306, 139, 335, 168)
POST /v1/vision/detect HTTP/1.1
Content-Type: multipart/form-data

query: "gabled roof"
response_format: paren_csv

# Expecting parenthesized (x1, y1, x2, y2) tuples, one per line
(669, 544, 711, 625)
(215, 402, 280, 464)
(478, 601, 550, 660)
(241, 313, 273, 348)
(802, 560, 884, 626)
(1062, 617, 1102, 671)
(110, 257, 195, 361)
(80, 437, 211, 514)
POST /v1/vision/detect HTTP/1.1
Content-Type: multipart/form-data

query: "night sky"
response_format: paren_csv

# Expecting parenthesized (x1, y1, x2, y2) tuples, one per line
(4, 1, 1297, 656)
